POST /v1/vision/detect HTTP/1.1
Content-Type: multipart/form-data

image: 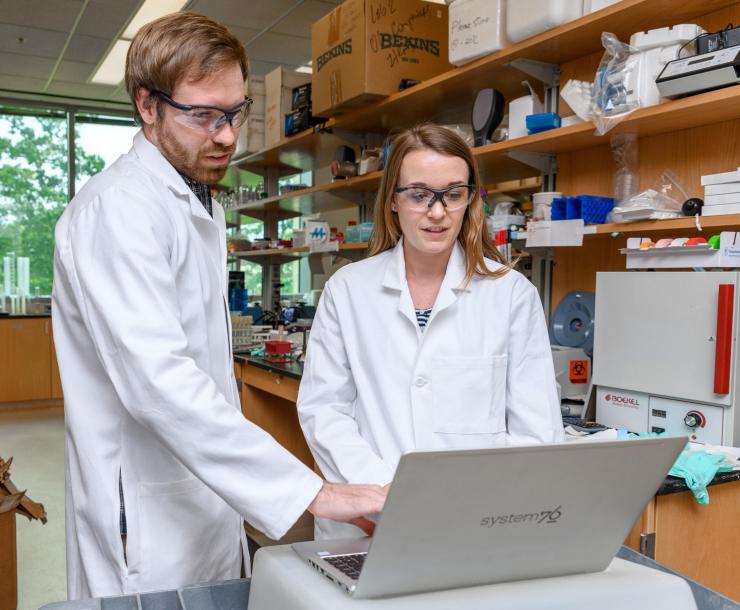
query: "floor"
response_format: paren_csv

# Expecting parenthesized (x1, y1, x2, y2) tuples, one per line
(0, 402, 67, 610)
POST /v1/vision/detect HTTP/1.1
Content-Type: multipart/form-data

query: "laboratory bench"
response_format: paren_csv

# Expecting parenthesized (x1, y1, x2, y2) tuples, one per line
(233, 354, 740, 601)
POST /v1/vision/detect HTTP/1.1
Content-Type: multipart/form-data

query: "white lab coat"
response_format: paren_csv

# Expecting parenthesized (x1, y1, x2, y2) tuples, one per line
(53, 130, 322, 598)
(297, 240, 563, 539)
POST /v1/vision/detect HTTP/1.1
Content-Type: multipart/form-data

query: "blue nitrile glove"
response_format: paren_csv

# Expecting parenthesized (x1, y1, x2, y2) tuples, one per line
(669, 449, 734, 505)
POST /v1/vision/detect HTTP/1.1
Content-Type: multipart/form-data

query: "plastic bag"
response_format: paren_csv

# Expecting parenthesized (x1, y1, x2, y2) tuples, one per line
(611, 133, 640, 206)
(610, 170, 688, 222)
(592, 32, 642, 135)
(441, 124, 475, 147)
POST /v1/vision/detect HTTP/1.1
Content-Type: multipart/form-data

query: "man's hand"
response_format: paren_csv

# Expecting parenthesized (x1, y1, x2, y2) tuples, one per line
(308, 482, 389, 536)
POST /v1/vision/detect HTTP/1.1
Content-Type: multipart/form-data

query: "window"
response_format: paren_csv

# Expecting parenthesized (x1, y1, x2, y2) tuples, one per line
(0, 104, 135, 298)
(0, 108, 69, 297)
(75, 114, 138, 193)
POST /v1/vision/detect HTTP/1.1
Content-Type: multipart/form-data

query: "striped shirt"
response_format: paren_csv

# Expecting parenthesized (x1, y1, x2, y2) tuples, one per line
(178, 171, 213, 217)
(415, 307, 432, 332)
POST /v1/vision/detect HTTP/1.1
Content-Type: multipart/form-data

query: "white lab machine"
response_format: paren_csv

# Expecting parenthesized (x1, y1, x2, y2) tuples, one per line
(656, 45, 740, 98)
(626, 24, 704, 108)
(552, 345, 591, 401)
(593, 272, 740, 446)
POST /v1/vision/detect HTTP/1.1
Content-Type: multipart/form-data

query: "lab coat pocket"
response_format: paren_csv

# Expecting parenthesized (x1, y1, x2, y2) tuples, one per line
(136, 478, 216, 588)
(431, 355, 507, 434)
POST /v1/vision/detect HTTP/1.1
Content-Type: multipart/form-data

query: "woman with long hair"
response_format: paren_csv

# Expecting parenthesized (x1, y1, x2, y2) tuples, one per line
(297, 123, 563, 539)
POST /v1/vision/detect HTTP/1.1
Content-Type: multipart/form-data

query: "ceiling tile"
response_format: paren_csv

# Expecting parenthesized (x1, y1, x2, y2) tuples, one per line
(270, 0, 338, 37)
(247, 58, 302, 77)
(193, 0, 302, 32)
(46, 79, 120, 100)
(63, 33, 111, 64)
(54, 60, 96, 83)
(222, 24, 263, 46)
(0, 74, 49, 94)
(0, 0, 83, 34)
(76, 1, 138, 39)
(110, 89, 133, 104)
(246, 31, 311, 67)
(0, 24, 67, 59)
(0, 53, 55, 80)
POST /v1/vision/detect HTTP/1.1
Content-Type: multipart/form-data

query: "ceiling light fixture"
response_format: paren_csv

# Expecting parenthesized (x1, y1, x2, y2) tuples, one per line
(91, 0, 188, 85)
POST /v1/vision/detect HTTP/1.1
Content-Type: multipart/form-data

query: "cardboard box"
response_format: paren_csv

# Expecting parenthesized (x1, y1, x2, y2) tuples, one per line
(311, 0, 452, 117)
(246, 75, 266, 98)
(0, 495, 20, 610)
(1, 457, 47, 610)
(236, 115, 265, 156)
(265, 68, 312, 147)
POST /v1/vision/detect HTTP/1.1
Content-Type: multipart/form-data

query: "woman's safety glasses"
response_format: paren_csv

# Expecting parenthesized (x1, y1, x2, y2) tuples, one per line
(154, 91, 253, 134)
(393, 184, 476, 212)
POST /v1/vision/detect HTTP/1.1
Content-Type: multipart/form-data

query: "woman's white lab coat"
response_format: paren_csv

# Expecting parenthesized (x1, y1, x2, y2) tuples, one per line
(53, 131, 322, 598)
(297, 241, 563, 539)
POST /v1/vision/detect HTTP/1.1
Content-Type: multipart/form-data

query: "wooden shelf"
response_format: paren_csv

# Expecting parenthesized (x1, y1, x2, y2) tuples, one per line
(230, 0, 738, 175)
(474, 85, 740, 180)
(517, 215, 740, 245)
(233, 172, 382, 220)
(231, 84, 740, 219)
(589, 214, 740, 237)
(485, 177, 542, 196)
(231, 242, 369, 264)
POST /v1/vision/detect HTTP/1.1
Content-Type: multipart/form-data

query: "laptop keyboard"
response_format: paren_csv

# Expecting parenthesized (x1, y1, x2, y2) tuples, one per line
(323, 553, 367, 580)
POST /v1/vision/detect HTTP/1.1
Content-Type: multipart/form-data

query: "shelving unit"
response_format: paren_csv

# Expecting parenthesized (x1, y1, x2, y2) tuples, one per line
(232, 0, 738, 175)
(229, 172, 382, 220)
(230, 242, 369, 264)
(227, 0, 740, 316)
(229, 84, 740, 221)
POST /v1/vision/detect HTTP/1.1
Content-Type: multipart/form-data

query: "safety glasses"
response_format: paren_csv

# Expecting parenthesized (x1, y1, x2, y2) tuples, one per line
(154, 90, 253, 134)
(393, 184, 476, 212)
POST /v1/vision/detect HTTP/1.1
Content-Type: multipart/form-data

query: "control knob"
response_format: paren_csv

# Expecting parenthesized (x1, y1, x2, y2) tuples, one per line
(684, 411, 705, 429)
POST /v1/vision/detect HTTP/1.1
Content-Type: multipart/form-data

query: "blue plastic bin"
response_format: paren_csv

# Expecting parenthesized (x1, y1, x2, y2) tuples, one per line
(551, 195, 615, 224)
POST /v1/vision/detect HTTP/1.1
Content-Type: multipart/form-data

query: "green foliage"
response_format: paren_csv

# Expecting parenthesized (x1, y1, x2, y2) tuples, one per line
(0, 115, 105, 295)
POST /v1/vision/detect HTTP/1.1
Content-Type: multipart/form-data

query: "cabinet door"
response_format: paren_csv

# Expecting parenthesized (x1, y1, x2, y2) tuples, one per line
(593, 272, 737, 406)
(0, 318, 52, 402)
(50, 329, 63, 400)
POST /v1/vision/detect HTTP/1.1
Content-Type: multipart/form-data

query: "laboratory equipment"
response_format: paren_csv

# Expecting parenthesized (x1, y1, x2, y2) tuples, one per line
(549, 291, 595, 356)
(593, 272, 740, 446)
(508, 81, 543, 139)
(471, 88, 504, 146)
(656, 45, 740, 98)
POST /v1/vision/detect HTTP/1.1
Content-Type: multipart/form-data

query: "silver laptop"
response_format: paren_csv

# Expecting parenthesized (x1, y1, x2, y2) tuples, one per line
(293, 436, 686, 599)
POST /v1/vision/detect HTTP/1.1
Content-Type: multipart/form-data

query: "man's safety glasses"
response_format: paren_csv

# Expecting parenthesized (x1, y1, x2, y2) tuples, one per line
(154, 91, 253, 134)
(393, 184, 476, 212)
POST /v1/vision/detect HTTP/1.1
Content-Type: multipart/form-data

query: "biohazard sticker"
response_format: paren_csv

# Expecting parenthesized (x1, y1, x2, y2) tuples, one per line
(570, 360, 588, 384)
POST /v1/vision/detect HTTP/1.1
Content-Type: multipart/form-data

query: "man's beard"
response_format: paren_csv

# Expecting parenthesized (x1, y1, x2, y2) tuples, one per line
(155, 120, 234, 184)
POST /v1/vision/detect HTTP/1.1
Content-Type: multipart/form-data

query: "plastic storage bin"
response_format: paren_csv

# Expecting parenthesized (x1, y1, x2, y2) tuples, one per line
(344, 224, 360, 243)
(449, 0, 509, 66)
(551, 195, 615, 224)
(358, 222, 374, 243)
(506, 0, 583, 43)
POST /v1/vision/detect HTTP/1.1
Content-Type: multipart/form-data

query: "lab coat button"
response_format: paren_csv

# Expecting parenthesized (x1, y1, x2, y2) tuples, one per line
(414, 377, 427, 387)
